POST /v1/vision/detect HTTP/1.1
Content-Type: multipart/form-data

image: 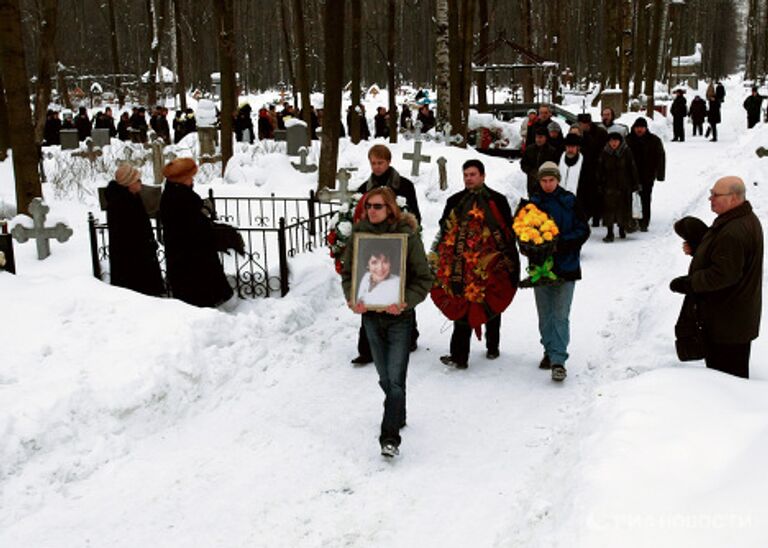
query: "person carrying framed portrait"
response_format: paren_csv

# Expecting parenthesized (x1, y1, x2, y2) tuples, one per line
(341, 187, 433, 459)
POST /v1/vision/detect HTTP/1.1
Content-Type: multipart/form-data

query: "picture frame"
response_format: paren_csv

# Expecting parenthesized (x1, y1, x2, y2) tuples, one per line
(351, 232, 408, 311)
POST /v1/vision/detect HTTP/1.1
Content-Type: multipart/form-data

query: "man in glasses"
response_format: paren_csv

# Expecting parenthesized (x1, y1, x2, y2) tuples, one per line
(350, 144, 422, 365)
(670, 176, 763, 378)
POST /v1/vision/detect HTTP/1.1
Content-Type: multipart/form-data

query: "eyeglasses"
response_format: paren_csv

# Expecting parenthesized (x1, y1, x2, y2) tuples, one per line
(365, 203, 386, 210)
(709, 191, 733, 199)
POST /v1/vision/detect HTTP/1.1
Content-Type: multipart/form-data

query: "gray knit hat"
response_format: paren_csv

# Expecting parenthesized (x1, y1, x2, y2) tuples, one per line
(538, 161, 561, 181)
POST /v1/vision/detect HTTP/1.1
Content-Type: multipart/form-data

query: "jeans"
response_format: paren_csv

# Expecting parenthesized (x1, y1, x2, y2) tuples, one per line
(534, 281, 575, 366)
(363, 310, 414, 447)
(357, 313, 418, 359)
(449, 314, 501, 365)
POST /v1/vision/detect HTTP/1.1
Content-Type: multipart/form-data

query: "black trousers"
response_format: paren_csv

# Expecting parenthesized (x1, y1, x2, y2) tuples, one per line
(358, 313, 419, 359)
(449, 314, 501, 365)
(705, 339, 751, 379)
(639, 183, 654, 229)
(673, 116, 685, 141)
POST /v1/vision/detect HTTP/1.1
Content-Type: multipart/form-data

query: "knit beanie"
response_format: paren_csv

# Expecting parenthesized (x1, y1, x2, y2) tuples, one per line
(162, 158, 198, 184)
(115, 164, 141, 187)
(538, 161, 561, 182)
(547, 121, 562, 133)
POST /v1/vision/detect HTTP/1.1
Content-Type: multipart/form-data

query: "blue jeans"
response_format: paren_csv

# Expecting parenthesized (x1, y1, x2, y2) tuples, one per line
(533, 281, 575, 366)
(362, 310, 413, 447)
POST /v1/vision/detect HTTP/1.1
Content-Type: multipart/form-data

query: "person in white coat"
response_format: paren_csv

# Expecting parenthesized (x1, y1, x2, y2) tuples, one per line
(558, 133, 589, 209)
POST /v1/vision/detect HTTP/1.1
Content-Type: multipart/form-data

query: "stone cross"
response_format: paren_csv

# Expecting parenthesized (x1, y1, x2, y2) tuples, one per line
(290, 146, 318, 173)
(403, 140, 432, 177)
(11, 198, 73, 260)
(317, 168, 357, 203)
(434, 123, 464, 146)
(118, 144, 151, 168)
(71, 138, 103, 163)
(437, 156, 448, 190)
(756, 146, 768, 158)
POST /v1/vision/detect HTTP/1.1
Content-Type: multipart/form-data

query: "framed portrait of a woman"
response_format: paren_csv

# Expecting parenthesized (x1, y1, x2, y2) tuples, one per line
(351, 233, 408, 310)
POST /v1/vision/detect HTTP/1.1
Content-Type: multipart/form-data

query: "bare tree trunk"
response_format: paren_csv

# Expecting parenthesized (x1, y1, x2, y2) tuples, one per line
(476, 0, 489, 112)
(349, 0, 361, 143)
(619, 0, 633, 106)
(318, 0, 344, 191)
(292, 0, 312, 140)
(745, 0, 759, 81)
(460, 0, 476, 146)
(435, 0, 450, 130)
(55, 51, 72, 110)
(107, 0, 124, 107)
(33, 0, 58, 144)
(0, 0, 42, 214)
(213, 0, 236, 174)
(519, 0, 533, 102)
(0, 71, 10, 160)
(173, 0, 186, 110)
(633, 0, 648, 98)
(146, 0, 167, 106)
(387, 0, 397, 143)
(279, 1, 296, 101)
(645, 0, 664, 118)
(447, 0, 462, 132)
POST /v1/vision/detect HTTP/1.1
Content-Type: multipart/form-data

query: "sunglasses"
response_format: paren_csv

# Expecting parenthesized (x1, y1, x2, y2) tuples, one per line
(365, 203, 387, 210)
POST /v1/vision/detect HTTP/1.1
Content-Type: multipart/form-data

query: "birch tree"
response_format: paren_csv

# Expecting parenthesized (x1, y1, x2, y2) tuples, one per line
(434, 0, 450, 130)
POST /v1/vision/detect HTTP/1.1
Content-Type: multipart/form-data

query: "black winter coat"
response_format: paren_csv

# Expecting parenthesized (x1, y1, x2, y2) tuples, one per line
(520, 143, 559, 195)
(671, 96, 688, 118)
(688, 97, 707, 124)
(707, 99, 721, 125)
(105, 181, 165, 297)
(43, 118, 61, 146)
(597, 141, 639, 228)
(625, 131, 665, 188)
(76, 114, 92, 141)
(159, 181, 234, 307)
(687, 201, 763, 343)
(357, 167, 421, 223)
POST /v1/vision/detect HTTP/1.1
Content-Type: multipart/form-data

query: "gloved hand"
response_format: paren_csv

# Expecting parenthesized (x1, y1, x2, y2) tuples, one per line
(669, 276, 693, 294)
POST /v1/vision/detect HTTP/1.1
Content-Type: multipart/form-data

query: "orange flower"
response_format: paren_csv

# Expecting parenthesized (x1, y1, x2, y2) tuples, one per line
(468, 205, 485, 222)
(464, 251, 481, 268)
(464, 283, 484, 302)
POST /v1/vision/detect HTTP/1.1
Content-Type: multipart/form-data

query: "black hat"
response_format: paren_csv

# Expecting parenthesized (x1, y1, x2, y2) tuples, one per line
(564, 133, 582, 147)
(577, 113, 592, 123)
(534, 127, 549, 136)
(674, 216, 708, 252)
(632, 117, 648, 129)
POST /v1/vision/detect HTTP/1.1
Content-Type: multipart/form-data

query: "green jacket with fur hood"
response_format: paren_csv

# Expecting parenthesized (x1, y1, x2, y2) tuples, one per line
(341, 213, 433, 311)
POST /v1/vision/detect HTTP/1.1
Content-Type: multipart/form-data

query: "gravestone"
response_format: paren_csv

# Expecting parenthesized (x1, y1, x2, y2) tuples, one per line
(98, 184, 163, 217)
(601, 89, 624, 116)
(290, 147, 318, 173)
(0, 221, 16, 274)
(273, 129, 287, 141)
(147, 134, 176, 184)
(11, 198, 73, 260)
(117, 144, 151, 168)
(71, 138, 103, 163)
(198, 126, 218, 158)
(286, 121, 309, 156)
(434, 123, 464, 146)
(437, 156, 448, 190)
(60, 129, 79, 150)
(317, 168, 356, 203)
(92, 128, 111, 148)
(403, 139, 432, 177)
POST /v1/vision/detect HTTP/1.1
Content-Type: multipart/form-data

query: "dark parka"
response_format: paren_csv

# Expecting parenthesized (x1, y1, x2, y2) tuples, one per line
(530, 186, 590, 281)
(105, 181, 165, 297)
(75, 112, 92, 141)
(341, 214, 433, 311)
(743, 93, 764, 127)
(358, 167, 421, 223)
(686, 201, 763, 343)
(707, 99, 722, 125)
(625, 130, 666, 190)
(579, 123, 609, 219)
(234, 105, 255, 143)
(43, 117, 61, 146)
(521, 142, 560, 195)
(159, 181, 234, 307)
(688, 97, 707, 125)
(596, 139, 640, 228)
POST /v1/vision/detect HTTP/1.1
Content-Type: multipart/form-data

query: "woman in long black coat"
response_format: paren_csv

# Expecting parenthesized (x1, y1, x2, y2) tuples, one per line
(159, 158, 234, 307)
(106, 165, 165, 296)
(597, 133, 640, 242)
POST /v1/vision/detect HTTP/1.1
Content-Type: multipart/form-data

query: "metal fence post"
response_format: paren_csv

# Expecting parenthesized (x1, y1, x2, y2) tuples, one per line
(207, 188, 217, 220)
(278, 217, 290, 297)
(308, 190, 316, 237)
(88, 212, 102, 279)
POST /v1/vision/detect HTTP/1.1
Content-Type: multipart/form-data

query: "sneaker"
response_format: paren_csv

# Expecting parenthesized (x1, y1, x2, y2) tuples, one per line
(350, 355, 373, 366)
(551, 364, 567, 381)
(381, 443, 399, 458)
(440, 355, 468, 369)
(539, 354, 552, 369)
(486, 349, 500, 360)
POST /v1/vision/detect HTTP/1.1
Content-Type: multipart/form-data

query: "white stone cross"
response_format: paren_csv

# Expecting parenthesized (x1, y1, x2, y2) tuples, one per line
(403, 139, 432, 177)
(11, 198, 73, 260)
(434, 122, 464, 146)
(317, 168, 357, 203)
(71, 138, 103, 163)
(290, 146, 318, 173)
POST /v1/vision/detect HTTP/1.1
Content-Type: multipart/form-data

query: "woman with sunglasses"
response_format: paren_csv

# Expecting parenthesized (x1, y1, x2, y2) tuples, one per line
(341, 187, 433, 458)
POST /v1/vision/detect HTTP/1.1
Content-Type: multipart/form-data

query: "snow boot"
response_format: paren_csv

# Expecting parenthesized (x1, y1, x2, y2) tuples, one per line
(551, 364, 567, 381)
(381, 443, 400, 458)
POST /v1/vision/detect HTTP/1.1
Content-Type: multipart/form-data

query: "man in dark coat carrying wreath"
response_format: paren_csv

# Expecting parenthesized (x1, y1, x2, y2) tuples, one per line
(433, 159, 520, 369)
(670, 176, 763, 378)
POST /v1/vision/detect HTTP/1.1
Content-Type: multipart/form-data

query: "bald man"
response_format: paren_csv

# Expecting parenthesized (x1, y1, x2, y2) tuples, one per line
(670, 176, 763, 378)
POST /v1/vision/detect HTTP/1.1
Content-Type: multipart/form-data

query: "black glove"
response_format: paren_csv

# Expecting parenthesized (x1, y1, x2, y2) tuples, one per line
(669, 276, 693, 294)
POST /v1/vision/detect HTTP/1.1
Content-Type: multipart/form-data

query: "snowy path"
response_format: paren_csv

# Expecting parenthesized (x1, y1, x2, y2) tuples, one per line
(2, 81, 767, 547)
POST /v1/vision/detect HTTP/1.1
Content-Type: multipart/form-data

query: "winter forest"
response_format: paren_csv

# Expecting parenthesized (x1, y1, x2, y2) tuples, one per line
(2, 0, 768, 547)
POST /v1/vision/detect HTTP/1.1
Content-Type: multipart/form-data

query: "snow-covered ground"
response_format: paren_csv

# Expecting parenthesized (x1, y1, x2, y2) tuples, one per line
(1, 77, 767, 547)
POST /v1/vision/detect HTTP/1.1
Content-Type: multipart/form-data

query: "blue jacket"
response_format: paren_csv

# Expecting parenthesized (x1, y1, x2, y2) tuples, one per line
(531, 186, 590, 281)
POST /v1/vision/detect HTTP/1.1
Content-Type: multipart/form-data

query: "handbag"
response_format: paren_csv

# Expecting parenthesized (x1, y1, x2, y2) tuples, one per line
(674, 296, 705, 361)
(631, 191, 642, 220)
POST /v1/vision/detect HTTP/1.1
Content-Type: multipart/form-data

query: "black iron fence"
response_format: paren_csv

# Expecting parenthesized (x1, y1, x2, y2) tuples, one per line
(89, 189, 340, 298)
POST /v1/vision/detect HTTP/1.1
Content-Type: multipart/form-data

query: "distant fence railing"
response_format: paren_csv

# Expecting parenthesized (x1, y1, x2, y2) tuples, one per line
(89, 189, 340, 298)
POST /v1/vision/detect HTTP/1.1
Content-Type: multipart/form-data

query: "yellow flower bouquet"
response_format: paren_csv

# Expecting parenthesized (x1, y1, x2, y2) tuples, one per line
(513, 203, 560, 287)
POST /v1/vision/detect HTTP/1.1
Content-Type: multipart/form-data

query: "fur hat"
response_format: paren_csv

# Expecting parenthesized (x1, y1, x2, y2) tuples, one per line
(162, 158, 198, 184)
(564, 133, 582, 147)
(632, 117, 648, 129)
(538, 161, 561, 182)
(114, 164, 141, 187)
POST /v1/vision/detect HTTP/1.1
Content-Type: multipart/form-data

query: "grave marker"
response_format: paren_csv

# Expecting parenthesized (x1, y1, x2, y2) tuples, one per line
(198, 127, 218, 158)
(60, 129, 79, 150)
(11, 198, 73, 260)
(437, 156, 448, 190)
(290, 147, 318, 173)
(71, 138, 103, 163)
(286, 122, 309, 156)
(317, 168, 356, 203)
(403, 139, 431, 177)
(92, 128, 111, 148)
